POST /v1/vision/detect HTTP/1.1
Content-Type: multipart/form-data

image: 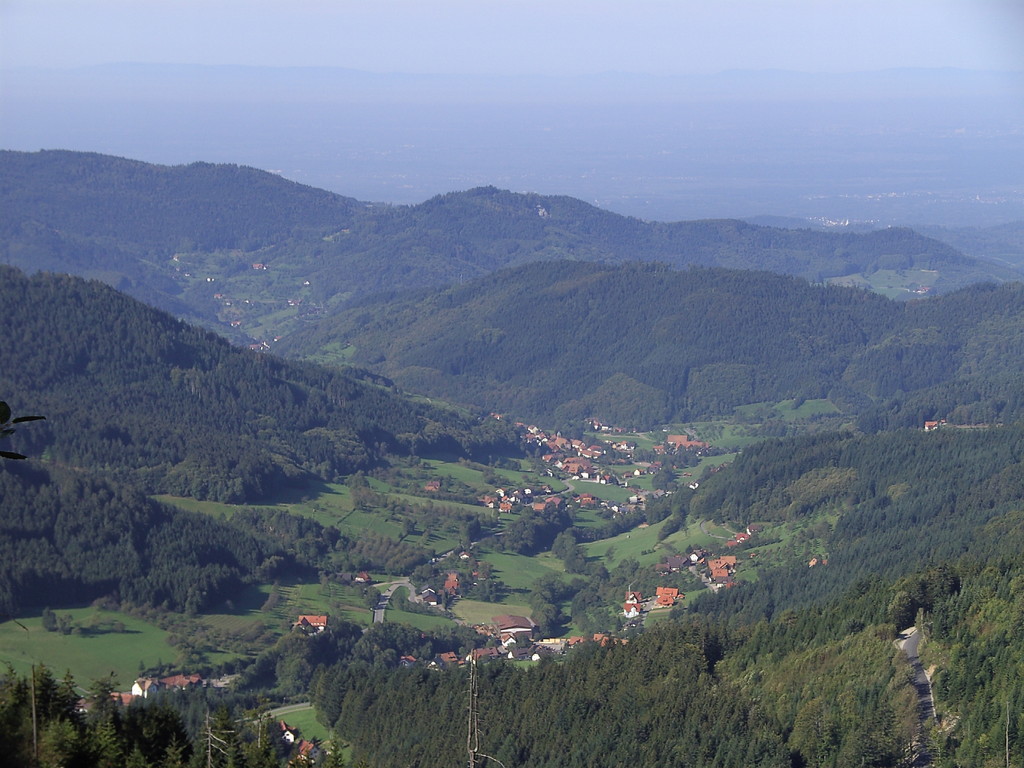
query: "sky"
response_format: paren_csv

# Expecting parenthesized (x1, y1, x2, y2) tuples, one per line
(2, 0, 1024, 75)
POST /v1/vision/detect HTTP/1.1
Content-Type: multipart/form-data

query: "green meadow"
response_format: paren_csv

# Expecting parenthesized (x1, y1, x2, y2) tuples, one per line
(476, 549, 565, 594)
(0, 607, 171, 687)
(274, 702, 331, 744)
(826, 268, 940, 299)
(451, 599, 532, 627)
(583, 518, 722, 569)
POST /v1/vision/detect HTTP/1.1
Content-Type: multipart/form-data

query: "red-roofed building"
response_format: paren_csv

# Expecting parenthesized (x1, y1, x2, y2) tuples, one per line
(666, 434, 710, 450)
(159, 673, 203, 690)
(655, 587, 680, 607)
(111, 692, 135, 707)
(293, 614, 329, 633)
(443, 572, 460, 595)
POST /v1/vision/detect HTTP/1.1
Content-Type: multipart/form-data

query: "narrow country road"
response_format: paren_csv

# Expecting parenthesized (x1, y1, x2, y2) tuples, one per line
(372, 578, 414, 623)
(268, 701, 312, 719)
(895, 626, 935, 767)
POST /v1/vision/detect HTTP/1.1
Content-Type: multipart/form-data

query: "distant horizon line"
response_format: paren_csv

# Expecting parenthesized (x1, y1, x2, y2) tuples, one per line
(4, 62, 1022, 77)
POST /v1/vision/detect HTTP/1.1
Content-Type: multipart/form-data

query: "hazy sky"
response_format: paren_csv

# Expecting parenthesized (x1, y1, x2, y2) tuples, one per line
(3, 0, 1023, 75)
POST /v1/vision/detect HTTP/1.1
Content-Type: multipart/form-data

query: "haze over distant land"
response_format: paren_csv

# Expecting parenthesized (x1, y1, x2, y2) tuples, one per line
(4, 65, 1022, 227)
(2, 1, 1023, 225)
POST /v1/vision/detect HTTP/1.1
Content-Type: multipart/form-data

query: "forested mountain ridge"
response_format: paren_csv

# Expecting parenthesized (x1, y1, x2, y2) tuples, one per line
(0, 149, 360, 251)
(279, 260, 1024, 428)
(0, 266, 517, 503)
(2, 150, 1017, 345)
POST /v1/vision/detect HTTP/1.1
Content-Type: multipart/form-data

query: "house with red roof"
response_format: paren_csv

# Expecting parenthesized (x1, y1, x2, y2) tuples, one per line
(292, 614, 329, 633)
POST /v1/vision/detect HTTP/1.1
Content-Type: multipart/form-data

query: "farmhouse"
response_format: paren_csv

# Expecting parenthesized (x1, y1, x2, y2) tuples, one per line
(131, 678, 161, 698)
(279, 721, 298, 744)
(655, 587, 680, 607)
(666, 434, 710, 450)
(492, 614, 537, 645)
(159, 673, 204, 690)
(443, 572, 460, 595)
(292, 614, 329, 633)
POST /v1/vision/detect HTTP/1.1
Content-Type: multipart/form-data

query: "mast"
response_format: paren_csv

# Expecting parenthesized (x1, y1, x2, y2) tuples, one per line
(466, 657, 508, 768)
(467, 657, 479, 768)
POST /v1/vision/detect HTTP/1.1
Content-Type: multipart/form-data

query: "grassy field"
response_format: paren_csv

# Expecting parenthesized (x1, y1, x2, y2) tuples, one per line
(384, 587, 457, 631)
(826, 268, 940, 299)
(573, 506, 615, 530)
(0, 574, 379, 689)
(582, 518, 723, 569)
(0, 607, 172, 687)
(275, 702, 332, 744)
(156, 480, 355, 529)
(582, 518, 672, 567)
(732, 398, 839, 424)
(451, 598, 532, 626)
(477, 550, 564, 594)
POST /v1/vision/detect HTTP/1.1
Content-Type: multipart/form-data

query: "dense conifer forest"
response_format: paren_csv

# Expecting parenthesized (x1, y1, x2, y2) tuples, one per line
(0, 266, 517, 504)
(280, 260, 1024, 428)
(0, 460, 290, 615)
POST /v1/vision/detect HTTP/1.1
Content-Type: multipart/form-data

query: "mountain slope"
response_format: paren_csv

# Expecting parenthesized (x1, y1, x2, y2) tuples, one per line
(279, 260, 1024, 427)
(0, 265, 517, 503)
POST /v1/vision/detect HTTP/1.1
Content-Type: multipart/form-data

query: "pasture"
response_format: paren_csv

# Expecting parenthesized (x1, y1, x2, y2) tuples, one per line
(0, 607, 171, 687)
(476, 549, 564, 594)
(451, 598, 532, 627)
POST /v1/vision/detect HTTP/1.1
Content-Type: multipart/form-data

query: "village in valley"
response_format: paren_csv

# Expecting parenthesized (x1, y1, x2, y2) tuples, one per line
(343, 417, 782, 671)
(54, 409, 823, 765)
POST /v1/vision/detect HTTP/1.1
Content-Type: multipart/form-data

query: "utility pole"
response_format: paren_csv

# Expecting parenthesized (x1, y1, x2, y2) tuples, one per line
(1006, 697, 1011, 768)
(467, 658, 478, 768)
(29, 661, 38, 766)
(466, 658, 507, 768)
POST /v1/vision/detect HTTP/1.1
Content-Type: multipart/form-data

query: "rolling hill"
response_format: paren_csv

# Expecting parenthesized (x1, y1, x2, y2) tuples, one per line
(278, 260, 1024, 428)
(3, 152, 1024, 767)
(2, 150, 1018, 347)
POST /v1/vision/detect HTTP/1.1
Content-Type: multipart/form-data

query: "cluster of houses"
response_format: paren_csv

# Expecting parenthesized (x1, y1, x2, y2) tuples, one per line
(658, 434, 711, 455)
(518, 424, 645, 484)
(278, 720, 321, 764)
(420, 569, 464, 607)
(662, 548, 744, 591)
(478, 485, 564, 514)
(622, 586, 682, 619)
(106, 673, 209, 707)
(721, 525, 760, 549)
(653, 527, 763, 593)
(397, 613, 635, 670)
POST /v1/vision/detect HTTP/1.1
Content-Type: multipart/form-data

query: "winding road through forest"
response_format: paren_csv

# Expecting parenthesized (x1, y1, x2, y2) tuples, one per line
(896, 626, 935, 767)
